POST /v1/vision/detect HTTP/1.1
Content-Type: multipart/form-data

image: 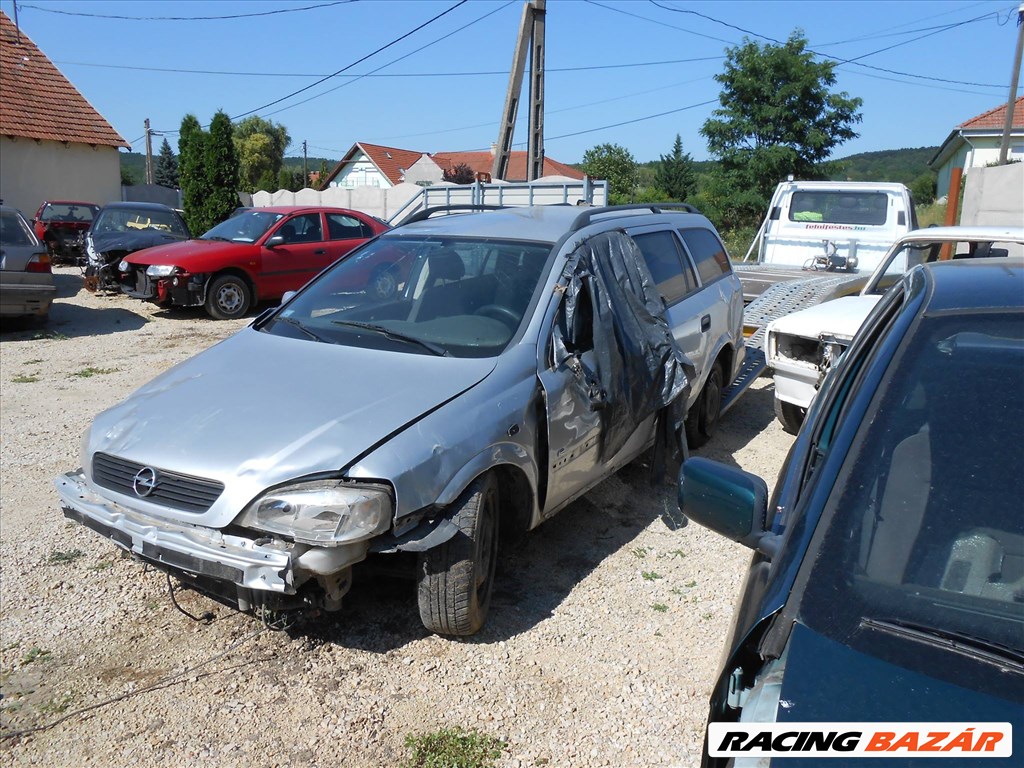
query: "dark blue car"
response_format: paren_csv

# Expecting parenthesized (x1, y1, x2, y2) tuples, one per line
(679, 257, 1024, 766)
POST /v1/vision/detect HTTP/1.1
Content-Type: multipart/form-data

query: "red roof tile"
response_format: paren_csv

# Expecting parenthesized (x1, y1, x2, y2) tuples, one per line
(959, 97, 1024, 131)
(0, 11, 128, 148)
(432, 150, 584, 181)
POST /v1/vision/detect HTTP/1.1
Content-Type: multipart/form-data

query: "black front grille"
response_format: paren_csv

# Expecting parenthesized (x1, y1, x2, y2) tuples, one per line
(92, 452, 224, 514)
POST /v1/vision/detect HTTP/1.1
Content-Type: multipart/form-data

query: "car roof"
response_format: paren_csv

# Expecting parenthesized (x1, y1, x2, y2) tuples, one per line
(898, 225, 1024, 244)
(923, 257, 1024, 313)
(41, 200, 98, 206)
(388, 205, 713, 244)
(100, 201, 177, 211)
(777, 181, 910, 192)
(253, 206, 366, 215)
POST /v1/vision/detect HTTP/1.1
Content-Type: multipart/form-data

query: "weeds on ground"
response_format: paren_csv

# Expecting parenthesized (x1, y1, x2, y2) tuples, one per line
(37, 692, 74, 715)
(33, 330, 68, 341)
(23, 359, 44, 365)
(47, 549, 84, 565)
(21, 647, 50, 665)
(69, 367, 119, 378)
(403, 727, 506, 768)
(641, 571, 662, 581)
(631, 546, 648, 559)
(651, 603, 668, 613)
(11, 374, 40, 383)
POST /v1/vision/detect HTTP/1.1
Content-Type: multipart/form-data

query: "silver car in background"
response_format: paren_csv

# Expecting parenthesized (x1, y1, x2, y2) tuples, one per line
(0, 205, 55, 322)
(56, 204, 750, 636)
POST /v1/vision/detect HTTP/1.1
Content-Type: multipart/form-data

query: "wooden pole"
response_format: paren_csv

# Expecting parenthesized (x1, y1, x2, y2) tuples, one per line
(939, 166, 963, 260)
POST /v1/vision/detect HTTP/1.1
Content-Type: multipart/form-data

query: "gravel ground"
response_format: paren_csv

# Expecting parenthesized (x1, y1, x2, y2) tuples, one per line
(0, 268, 794, 767)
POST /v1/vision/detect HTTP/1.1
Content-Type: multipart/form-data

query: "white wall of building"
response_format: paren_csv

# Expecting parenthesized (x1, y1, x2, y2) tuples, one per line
(961, 162, 1024, 227)
(0, 137, 121, 217)
(328, 150, 392, 189)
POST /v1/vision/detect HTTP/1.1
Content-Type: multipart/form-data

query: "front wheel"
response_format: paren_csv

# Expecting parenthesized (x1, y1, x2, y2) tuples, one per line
(774, 397, 805, 435)
(685, 360, 724, 449)
(417, 473, 500, 637)
(205, 274, 252, 320)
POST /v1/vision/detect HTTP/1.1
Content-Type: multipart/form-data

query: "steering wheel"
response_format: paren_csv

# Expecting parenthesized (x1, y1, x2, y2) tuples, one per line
(476, 304, 520, 329)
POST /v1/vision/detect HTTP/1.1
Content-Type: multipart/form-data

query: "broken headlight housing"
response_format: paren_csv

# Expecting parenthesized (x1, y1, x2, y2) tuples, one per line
(237, 480, 391, 546)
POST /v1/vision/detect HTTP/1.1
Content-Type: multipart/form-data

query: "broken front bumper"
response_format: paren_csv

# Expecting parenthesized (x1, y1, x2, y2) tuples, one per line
(55, 470, 295, 595)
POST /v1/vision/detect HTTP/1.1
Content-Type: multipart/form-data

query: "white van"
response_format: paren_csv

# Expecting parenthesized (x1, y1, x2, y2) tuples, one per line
(755, 181, 917, 271)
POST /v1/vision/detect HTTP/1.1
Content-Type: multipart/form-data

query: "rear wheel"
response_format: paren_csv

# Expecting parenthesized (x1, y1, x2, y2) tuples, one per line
(774, 397, 805, 435)
(205, 274, 252, 320)
(417, 473, 499, 636)
(685, 360, 724, 448)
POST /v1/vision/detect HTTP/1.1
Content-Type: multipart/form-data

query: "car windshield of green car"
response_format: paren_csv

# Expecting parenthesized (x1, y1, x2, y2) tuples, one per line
(265, 236, 552, 358)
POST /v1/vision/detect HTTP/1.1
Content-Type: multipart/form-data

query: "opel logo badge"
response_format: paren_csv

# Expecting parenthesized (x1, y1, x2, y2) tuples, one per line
(132, 467, 158, 497)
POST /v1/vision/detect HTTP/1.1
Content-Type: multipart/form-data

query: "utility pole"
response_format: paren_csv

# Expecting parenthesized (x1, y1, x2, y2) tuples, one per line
(303, 140, 308, 185)
(492, 0, 546, 181)
(998, 2, 1024, 165)
(144, 118, 154, 185)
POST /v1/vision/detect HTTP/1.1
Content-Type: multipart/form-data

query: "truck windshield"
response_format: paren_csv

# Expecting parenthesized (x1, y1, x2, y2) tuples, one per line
(790, 191, 888, 226)
(799, 312, 1024, 660)
(264, 235, 553, 358)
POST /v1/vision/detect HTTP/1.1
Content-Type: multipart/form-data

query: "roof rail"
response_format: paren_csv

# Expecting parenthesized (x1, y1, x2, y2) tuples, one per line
(568, 202, 701, 233)
(399, 204, 508, 225)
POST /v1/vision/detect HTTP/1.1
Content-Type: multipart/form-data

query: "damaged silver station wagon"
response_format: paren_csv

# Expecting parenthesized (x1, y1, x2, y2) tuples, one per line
(56, 204, 754, 636)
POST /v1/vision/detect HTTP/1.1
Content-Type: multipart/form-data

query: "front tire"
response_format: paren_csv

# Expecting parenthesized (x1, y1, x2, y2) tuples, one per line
(685, 360, 724, 448)
(417, 473, 500, 637)
(205, 274, 252, 320)
(774, 397, 805, 435)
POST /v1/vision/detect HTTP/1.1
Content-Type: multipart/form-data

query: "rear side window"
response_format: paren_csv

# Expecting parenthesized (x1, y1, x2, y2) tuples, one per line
(326, 213, 372, 240)
(790, 191, 888, 226)
(679, 228, 731, 285)
(632, 230, 696, 305)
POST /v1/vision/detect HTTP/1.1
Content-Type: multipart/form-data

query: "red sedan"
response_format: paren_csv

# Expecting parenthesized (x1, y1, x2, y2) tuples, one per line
(120, 206, 390, 319)
(32, 200, 100, 264)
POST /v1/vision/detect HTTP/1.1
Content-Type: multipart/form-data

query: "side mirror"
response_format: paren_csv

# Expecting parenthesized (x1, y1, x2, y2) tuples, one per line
(265, 234, 285, 247)
(281, 290, 296, 305)
(678, 457, 780, 558)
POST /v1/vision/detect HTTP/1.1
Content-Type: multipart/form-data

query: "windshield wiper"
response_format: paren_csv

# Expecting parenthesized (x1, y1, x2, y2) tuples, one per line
(330, 320, 448, 357)
(202, 235, 231, 242)
(275, 316, 332, 343)
(861, 617, 1024, 669)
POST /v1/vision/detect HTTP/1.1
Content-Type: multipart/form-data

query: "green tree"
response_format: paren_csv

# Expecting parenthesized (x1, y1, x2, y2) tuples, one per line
(205, 110, 240, 228)
(909, 171, 937, 205)
(655, 134, 697, 201)
(154, 137, 179, 188)
(178, 114, 208, 235)
(442, 163, 476, 184)
(234, 116, 290, 193)
(580, 143, 638, 203)
(700, 31, 862, 226)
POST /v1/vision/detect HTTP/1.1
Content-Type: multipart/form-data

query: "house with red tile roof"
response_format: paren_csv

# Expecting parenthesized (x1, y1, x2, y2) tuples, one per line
(929, 97, 1024, 198)
(321, 141, 584, 189)
(0, 11, 128, 216)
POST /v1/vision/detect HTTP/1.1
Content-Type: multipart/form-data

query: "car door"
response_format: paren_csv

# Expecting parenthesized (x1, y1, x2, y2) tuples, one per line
(536, 279, 605, 516)
(259, 212, 328, 297)
(629, 227, 710, 406)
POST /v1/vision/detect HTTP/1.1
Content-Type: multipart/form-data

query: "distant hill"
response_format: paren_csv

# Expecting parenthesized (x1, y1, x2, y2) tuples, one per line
(118, 151, 338, 185)
(829, 147, 939, 185)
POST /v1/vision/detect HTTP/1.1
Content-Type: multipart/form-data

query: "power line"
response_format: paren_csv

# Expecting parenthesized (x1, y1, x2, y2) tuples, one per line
(53, 54, 723, 79)
(17, 1, 355, 21)
(227, 0, 468, 122)
(640, 0, 1006, 88)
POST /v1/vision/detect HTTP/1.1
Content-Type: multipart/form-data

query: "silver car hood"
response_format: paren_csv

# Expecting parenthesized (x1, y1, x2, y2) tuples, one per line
(85, 327, 497, 526)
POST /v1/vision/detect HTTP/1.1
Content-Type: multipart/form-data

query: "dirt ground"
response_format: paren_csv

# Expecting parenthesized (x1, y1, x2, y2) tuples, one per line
(0, 267, 795, 767)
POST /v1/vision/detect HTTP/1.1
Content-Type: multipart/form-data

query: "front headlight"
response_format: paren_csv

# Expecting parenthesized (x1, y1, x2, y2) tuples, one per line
(237, 480, 391, 546)
(118, 260, 130, 272)
(146, 265, 178, 277)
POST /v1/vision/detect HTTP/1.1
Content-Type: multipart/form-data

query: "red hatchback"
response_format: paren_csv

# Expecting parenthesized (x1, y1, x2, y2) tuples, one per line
(120, 206, 389, 319)
(32, 200, 100, 264)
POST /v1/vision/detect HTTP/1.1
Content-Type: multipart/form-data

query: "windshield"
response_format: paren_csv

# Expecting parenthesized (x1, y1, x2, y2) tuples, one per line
(790, 191, 889, 226)
(41, 203, 98, 222)
(264, 235, 553, 358)
(93, 207, 188, 237)
(201, 210, 285, 243)
(800, 312, 1024, 660)
(868, 238, 1024, 295)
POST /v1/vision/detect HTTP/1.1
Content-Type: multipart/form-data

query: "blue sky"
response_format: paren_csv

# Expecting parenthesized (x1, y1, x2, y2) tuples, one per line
(4, 0, 1020, 165)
